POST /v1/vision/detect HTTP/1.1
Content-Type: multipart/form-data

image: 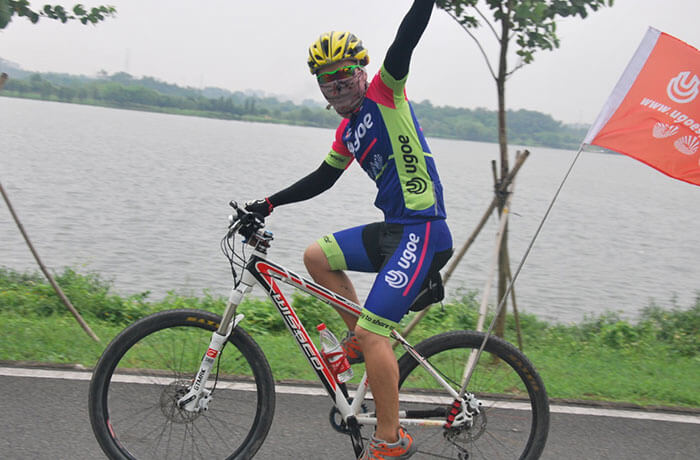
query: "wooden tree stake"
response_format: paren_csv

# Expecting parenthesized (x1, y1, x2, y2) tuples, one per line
(398, 151, 529, 343)
(0, 181, 100, 342)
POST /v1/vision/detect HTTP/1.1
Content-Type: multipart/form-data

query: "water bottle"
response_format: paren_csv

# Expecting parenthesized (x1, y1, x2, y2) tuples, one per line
(317, 323, 354, 383)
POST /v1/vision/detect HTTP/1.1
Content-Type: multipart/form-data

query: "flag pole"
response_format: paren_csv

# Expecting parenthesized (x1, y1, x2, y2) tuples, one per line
(459, 145, 585, 396)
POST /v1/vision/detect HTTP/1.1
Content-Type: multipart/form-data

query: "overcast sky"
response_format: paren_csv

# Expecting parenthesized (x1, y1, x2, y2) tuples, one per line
(1, 0, 698, 124)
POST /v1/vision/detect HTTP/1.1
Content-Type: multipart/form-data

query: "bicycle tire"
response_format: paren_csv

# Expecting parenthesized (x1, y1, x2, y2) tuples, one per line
(89, 309, 276, 460)
(397, 330, 549, 460)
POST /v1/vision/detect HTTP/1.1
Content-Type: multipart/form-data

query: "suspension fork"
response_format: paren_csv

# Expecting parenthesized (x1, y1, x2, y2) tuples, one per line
(177, 267, 257, 412)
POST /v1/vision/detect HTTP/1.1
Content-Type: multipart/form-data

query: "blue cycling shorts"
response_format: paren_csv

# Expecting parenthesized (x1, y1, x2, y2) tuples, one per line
(317, 219, 452, 336)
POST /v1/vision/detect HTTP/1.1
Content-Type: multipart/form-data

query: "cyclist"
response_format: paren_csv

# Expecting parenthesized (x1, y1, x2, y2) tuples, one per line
(246, 1, 451, 458)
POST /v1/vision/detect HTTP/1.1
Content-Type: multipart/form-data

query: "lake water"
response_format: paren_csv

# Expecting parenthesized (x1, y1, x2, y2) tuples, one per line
(1, 97, 699, 323)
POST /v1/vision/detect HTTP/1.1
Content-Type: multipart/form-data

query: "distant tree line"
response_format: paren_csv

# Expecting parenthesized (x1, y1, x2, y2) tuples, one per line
(0, 69, 588, 150)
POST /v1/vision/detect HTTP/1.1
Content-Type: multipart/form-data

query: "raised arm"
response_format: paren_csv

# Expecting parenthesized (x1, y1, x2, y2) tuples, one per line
(383, 0, 436, 81)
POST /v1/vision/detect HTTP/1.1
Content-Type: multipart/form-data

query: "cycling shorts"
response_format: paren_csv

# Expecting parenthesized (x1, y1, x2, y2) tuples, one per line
(317, 219, 453, 336)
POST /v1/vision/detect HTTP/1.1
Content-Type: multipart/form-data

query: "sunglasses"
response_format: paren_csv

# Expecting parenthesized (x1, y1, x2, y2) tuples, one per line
(316, 64, 362, 84)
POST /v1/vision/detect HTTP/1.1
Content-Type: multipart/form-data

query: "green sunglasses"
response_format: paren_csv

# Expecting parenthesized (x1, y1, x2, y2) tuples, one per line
(316, 64, 362, 84)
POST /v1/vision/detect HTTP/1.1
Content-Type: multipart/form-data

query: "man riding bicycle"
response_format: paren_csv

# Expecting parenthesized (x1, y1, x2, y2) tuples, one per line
(246, 1, 452, 458)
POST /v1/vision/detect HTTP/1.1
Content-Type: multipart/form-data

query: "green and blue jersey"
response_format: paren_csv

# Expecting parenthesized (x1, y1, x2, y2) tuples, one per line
(325, 66, 447, 224)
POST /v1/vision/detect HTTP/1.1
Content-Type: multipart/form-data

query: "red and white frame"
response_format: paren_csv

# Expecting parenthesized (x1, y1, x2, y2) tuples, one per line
(249, 255, 368, 412)
(245, 253, 461, 428)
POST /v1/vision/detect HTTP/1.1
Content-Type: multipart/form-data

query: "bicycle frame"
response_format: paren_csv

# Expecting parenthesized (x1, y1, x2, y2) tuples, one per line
(178, 238, 469, 430)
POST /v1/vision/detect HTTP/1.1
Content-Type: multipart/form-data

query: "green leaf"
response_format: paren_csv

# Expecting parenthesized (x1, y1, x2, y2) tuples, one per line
(0, 0, 12, 29)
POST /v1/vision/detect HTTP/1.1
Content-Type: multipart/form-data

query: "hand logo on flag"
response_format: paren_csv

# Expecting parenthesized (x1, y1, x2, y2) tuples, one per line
(667, 71, 699, 104)
(652, 123, 679, 139)
(584, 28, 700, 186)
(674, 136, 700, 155)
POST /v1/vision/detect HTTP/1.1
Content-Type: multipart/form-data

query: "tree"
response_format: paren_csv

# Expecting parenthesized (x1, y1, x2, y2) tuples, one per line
(435, 0, 613, 338)
(0, 1, 115, 29)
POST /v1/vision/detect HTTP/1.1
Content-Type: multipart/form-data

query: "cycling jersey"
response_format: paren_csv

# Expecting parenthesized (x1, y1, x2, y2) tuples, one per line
(324, 65, 447, 224)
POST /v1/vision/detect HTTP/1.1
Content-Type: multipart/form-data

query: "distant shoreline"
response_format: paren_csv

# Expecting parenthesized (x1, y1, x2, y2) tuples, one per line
(0, 68, 589, 151)
(0, 92, 311, 127)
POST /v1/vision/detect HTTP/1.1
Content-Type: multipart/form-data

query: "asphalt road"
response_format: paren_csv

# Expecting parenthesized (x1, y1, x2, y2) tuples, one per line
(0, 368, 698, 459)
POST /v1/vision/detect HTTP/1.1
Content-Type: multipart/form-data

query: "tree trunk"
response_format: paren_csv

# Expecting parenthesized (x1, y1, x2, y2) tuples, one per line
(494, 5, 511, 339)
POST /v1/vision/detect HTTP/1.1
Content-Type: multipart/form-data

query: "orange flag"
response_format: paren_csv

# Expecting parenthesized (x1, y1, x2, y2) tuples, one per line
(584, 27, 700, 186)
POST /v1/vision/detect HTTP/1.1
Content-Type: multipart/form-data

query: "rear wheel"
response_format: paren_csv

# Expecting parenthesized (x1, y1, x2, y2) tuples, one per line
(89, 309, 276, 459)
(397, 330, 549, 459)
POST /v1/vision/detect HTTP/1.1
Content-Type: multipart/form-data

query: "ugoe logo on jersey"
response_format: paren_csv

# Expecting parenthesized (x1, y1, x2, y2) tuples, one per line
(384, 233, 420, 289)
(397, 134, 427, 195)
(345, 113, 374, 154)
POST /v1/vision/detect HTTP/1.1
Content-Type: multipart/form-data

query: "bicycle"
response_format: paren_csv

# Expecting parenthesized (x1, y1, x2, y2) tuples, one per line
(88, 202, 550, 459)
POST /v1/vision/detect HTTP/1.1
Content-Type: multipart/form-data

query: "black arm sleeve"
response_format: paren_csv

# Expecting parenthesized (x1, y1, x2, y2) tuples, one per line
(267, 161, 344, 208)
(384, 0, 435, 81)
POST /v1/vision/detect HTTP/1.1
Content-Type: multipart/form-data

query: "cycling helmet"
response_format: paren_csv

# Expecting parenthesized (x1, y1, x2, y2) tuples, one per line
(307, 31, 370, 74)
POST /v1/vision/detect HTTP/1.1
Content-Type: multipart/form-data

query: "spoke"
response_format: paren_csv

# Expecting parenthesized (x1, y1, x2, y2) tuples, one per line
(175, 330, 189, 376)
(150, 412, 174, 458)
(142, 333, 182, 376)
(109, 401, 161, 428)
(165, 418, 175, 460)
(180, 421, 189, 459)
(152, 404, 173, 455)
(192, 418, 221, 451)
(110, 405, 164, 440)
(188, 423, 209, 460)
(480, 422, 521, 454)
(204, 411, 251, 437)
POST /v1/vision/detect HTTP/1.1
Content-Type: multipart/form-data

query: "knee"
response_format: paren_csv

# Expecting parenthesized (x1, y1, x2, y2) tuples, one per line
(303, 242, 329, 274)
(354, 325, 380, 345)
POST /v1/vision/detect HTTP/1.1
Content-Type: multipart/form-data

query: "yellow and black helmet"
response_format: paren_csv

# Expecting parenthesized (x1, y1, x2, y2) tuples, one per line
(307, 31, 370, 74)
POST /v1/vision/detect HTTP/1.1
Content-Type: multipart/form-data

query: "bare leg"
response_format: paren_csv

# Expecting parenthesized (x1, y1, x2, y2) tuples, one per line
(304, 242, 359, 329)
(355, 325, 399, 442)
(305, 243, 400, 442)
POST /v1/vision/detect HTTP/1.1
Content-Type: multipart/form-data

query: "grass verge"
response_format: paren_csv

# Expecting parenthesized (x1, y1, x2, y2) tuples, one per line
(1, 267, 698, 408)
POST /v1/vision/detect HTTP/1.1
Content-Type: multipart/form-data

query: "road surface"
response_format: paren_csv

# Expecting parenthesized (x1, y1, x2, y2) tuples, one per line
(0, 366, 698, 459)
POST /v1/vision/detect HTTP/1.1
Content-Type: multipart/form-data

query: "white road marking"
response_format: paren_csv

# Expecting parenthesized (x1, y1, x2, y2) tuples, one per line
(1, 366, 698, 425)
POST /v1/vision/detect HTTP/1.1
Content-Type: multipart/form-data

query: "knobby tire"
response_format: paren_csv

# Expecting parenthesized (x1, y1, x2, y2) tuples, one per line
(397, 330, 550, 460)
(88, 309, 276, 460)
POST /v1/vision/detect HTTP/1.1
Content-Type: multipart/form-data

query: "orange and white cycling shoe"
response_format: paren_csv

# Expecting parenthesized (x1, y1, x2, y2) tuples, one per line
(358, 427, 417, 460)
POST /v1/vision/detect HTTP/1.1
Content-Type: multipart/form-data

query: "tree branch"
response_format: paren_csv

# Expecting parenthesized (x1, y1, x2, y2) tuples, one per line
(473, 5, 499, 41)
(505, 60, 525, 79)
(445, 10, 497, 81)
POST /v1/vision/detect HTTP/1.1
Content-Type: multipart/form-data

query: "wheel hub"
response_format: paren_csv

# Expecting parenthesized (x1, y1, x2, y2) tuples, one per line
(160, 380, 202, 423)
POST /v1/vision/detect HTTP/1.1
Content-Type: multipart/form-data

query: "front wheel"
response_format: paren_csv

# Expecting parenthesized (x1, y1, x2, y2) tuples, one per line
(89, 309, 276, 460)
(397, 330, 550, 460)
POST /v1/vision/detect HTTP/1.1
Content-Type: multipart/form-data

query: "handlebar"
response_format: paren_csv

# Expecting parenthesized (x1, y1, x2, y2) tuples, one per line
(227, 201, 272, 248)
